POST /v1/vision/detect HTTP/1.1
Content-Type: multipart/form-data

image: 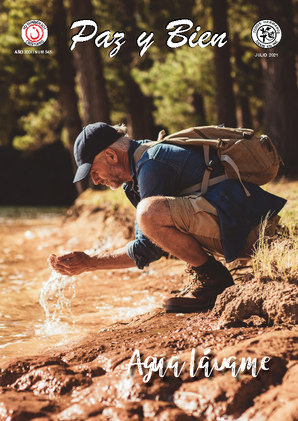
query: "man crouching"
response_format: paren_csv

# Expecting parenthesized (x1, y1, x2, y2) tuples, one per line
(49, 122, 286, 313)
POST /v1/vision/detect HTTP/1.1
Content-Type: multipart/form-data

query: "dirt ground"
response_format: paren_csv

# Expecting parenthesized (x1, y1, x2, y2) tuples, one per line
(0, 197, 298, 421)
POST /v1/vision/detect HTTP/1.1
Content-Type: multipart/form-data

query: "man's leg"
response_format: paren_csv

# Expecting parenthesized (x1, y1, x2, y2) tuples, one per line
(136, 196, 234, 313)
(136, 196, 209, 267)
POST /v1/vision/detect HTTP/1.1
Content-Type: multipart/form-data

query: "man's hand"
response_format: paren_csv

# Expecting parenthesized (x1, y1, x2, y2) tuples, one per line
(48, 246, 136, 274)
(48, 252, 93, 276)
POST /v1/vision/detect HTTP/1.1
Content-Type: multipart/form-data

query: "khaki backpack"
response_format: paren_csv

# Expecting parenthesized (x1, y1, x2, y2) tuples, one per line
(133, 126, 282, 197)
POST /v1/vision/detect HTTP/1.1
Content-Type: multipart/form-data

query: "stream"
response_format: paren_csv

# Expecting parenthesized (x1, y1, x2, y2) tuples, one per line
(0, 207, 166, 361)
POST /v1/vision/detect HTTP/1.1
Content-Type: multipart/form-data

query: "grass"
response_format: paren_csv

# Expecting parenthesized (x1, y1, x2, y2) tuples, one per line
(74, 187, 133, 210)
(252, 178, 298, 284)
(252, 221, 298, 284)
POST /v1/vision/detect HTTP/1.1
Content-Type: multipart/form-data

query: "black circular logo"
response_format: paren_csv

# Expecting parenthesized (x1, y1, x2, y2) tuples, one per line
(251, 20, 282, 49)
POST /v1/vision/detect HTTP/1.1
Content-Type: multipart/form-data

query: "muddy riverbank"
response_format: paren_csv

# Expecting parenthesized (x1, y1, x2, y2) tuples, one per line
(0, 193, 298, 420)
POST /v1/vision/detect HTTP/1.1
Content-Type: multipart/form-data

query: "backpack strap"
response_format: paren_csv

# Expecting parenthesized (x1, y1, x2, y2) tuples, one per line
(178, 174, 227, 196)
(201, 145, 212, 194)
(220, 154, 251, 197)
(179, 145, 227, 196)
(179, 145, 251, 197)
(133, 142, 156, 165)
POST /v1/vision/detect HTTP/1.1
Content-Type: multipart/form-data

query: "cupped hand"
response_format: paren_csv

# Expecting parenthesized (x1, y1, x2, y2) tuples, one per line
(47, 251, 92, 276)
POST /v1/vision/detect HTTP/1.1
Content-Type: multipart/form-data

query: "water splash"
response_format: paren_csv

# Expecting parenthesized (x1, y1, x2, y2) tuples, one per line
(39, 270, 76, 325)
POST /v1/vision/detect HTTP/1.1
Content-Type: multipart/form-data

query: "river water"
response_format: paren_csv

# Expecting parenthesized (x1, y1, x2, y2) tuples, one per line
(0, 207, 170, 361)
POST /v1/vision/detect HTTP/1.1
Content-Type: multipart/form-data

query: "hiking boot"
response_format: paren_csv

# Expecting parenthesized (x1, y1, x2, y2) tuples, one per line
(162, 256, 234, 313)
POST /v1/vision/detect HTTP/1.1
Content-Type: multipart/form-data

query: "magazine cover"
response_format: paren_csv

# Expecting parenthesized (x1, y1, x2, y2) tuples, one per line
(0, 0, 297, 419)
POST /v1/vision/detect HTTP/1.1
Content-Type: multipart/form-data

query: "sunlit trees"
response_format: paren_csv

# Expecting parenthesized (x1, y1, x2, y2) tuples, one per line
(0, 0, 297, 197)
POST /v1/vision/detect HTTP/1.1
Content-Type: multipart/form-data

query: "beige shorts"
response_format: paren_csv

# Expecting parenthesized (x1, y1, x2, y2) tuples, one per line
(167, 194, 279, 260)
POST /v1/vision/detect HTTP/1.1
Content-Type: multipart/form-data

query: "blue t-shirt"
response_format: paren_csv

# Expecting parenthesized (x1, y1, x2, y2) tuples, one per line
(124, 140, 286, 268)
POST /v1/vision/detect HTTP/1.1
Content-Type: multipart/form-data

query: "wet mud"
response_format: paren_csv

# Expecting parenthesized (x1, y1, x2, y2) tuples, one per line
(0, 202, 298, 420)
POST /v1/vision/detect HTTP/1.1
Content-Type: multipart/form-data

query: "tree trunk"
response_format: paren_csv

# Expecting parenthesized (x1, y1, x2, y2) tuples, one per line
(68, 0, 111, 126)
(112, 0, 155, 139)
(125, 75, 156, 140)
(52, 0, 87, 193)
(211, 0, 237, 127)
(192, 93, 207, 126)
(259, 0, 298, 172)
(239, 97, 253, 129)
(234, 34, 253, 129)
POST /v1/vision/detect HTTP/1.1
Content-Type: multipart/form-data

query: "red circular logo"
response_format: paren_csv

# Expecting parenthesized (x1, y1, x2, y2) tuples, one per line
(25, 24, 44, 43)
(21, 20, 48, 46)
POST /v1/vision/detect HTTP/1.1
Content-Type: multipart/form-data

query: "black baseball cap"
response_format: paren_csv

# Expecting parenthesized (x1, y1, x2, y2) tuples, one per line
(73, 122, 122, 183)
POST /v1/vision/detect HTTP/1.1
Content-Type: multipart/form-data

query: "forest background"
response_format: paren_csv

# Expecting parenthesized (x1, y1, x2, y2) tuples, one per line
(0, 0, 297, 206)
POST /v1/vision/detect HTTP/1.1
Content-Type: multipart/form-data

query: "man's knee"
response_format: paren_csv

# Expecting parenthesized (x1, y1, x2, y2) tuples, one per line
(136, 197, 168, 232)
(137, 197, 160, 229)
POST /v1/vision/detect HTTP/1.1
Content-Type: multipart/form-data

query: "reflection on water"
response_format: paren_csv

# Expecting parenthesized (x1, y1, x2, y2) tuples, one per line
(0, 207, 164, 361)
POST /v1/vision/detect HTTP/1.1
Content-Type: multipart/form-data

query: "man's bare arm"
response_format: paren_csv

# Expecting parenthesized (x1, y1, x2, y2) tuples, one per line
(48, 247, 136, 276)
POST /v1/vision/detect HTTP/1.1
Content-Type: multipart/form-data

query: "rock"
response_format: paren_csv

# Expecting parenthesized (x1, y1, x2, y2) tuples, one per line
(102, 402, 143, 421)
(0, 356, 68, 387)
(69, 362, 106, 378)
(212, 330, 295, 383)
(213, 279, 298, 327)
(173, 331, 294, 420)
(11, 364, 92, 396)
(142, 399, 197, 420)
(56, 402, 105, 421)
(76, 361, 182, 406)
(0, 355, 98, 397)
(241, 315, 267, 327)
(0, 390, 57, 420)
(238, 363, 298, 421)
(174, 374, 262, 420)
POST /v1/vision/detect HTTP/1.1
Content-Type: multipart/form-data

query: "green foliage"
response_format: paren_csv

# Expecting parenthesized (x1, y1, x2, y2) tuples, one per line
(93, 0, 201, 129)
(0, 0, 60, 148)
(133, 46, 216, 132)
(13, 98, 62, 150)
(0, 0, 296, 154)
